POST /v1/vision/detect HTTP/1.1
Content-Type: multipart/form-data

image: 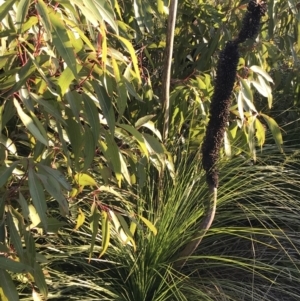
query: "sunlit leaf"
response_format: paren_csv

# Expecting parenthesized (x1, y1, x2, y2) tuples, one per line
(0, 1, 14, 23)
(15, 0, 30, 33)
(75, 208, 85, 230)
(138, 215, 157, 236)
(115, 212, 136, 251)
(240, 78, 253, 103)
(255, 118, 266, 148)
(99, 210, 110, 258)
(75, 173, 97, 187)
(13, 99, 48, 146)
(250, 65, 274, 83)
(89, 203, 101, 260)
(113, 35, 142, 84)
(36, 0, 52, 41)
(118, 124, 149, 158)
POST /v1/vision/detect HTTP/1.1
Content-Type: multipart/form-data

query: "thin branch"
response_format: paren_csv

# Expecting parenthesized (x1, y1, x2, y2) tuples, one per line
(162, 0, 178, 142)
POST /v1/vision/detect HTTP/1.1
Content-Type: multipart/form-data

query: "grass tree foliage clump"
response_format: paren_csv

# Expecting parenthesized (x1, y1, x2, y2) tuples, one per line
(0, 0, 299, 300)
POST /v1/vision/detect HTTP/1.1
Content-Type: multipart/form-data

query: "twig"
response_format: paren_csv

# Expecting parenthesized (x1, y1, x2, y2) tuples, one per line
(162, 0, 178, 142)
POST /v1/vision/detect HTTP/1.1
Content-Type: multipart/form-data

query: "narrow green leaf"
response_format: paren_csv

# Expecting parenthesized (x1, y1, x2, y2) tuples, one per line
(255, 118, 266, 147)
(112, 59, 127, 118)
(94, 0, 119, 34)
(65, 116, 83, 166)
(138, 215, 157, 235)
(48, 10, 78, 79)
(109, 210, 128, 243)
(113, 35, 142, 84)
(0, 161, 18, 188)
(257, 75, 273, 108)
(143, 133, 164, 156)
(129, 221, 137, 236)
(30, 93, 66, 124)
(7, 212, 24, 261)
(83, 126, 96, 171)
(115, 213, 136, 251)
(37, 164, 71, 191)
(118, 124, 149, 158)
(82, 0, 104, 23)
(0, 1, 14, 23)
(28, 167, 48, 231)
(0, 257, 31, 273)
(140, 121, 162, 141)
(82, 94, 100, 143)
(24, 231, 36, 268)
(63, 18, 95, 51)
(36, 0, 52, 40)
(92, 81, 115, 134)
(37, 172, 69, 216)
(119, 152, 131, 185)
(33, 262, 48, 298)
(17, 192, 30, 221)
(13, 99, 48, 146)
(135, 115, 156, 129)
(15, 0, 31, 33)
(240, 78, 253, 102)
(0, 269, 19, 301)
(99, 211, 110, 258)
(89, 203, 101, 260)
(248, 117, 256, 161)
(103, 132, 122, 186)
(0, 135, 17, 155)
(260, 113, 283, 152)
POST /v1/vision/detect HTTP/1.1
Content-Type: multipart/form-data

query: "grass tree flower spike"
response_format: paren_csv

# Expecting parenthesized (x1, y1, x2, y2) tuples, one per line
(176, 0, 267, 270)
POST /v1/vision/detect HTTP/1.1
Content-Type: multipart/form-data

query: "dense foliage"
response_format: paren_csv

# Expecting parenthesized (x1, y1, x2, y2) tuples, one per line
(0, 0, 300, 300)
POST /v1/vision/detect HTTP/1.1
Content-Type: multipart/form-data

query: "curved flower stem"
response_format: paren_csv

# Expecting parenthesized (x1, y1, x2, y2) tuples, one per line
(174, 187, 217, 270)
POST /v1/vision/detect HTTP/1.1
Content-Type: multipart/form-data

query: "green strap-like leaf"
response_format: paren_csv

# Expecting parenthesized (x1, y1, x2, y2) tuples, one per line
(138, 215, 157, 236)
(0, 161, 18, 188)
(89, 203, 101, 260)
(75, 173, 97, 187)
(74, 208, 85, 230)
(33, 262, 48, 298)
(15, 0, 31, 34)
(99, 210, 110, 258)
(13, 99, 48, 146)
(24, 231, 36, 268)
(36, 0, 52, 40)
(82, 93, 100, 143)
(260, 113, 283, 152)
(48, 9, 78, 79)
(118, 124, 149, 158)
(0, 258, 31, 273)
(7, 212, 24, 261)
(0, 269, 19, 301)
(92, 81, 115, 134)
(28, 167, 48, 232)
